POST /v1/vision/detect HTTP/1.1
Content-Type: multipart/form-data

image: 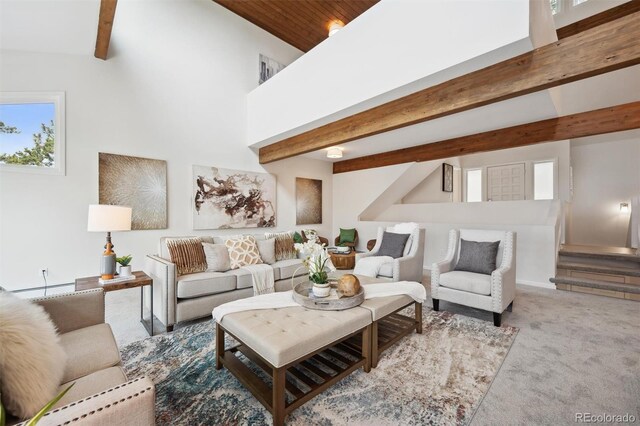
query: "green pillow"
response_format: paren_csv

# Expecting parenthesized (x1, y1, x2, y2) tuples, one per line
(293, 231, 304, 244)
(339, 228, 356, 245)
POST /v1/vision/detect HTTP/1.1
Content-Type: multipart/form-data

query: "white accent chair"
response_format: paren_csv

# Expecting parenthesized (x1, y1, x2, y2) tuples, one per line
(356, 227, 425, 282)
(431, 229, 516, 327)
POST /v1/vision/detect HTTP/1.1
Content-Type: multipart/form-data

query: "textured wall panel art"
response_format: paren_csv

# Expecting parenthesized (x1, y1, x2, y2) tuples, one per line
(193, 166, 276, 229)
(99, 153, 167, 230)
(296, 177, 322, 225)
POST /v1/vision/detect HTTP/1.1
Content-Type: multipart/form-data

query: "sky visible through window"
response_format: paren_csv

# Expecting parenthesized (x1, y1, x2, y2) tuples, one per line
(0, 103, 55, 155)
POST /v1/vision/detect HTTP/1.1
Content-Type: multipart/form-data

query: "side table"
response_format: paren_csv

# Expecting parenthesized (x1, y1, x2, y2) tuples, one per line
(75, 270, 156, 336)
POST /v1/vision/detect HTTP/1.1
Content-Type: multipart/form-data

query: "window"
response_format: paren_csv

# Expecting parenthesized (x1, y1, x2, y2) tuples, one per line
(466, 169, 482, 202)
(534, 161, 555, 200)
(550, 0, 560, 15)
(0, 92, 65, 175)
(573, 0, 589, 5)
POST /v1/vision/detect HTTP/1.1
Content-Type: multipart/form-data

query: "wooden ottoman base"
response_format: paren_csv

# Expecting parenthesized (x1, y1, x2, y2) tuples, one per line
(216, 322, 371, 426)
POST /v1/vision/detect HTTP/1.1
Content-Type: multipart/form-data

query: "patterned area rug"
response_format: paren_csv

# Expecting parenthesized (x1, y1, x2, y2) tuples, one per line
(121, 308, 517, 425)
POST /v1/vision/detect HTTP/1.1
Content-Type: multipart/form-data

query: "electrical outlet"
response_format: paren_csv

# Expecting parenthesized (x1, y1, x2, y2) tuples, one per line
(38, 268, 48, 277)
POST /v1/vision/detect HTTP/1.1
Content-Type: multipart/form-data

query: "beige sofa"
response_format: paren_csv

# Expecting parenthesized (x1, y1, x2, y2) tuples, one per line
(144, 235, 308, 331)
(10, 289, 155, 425)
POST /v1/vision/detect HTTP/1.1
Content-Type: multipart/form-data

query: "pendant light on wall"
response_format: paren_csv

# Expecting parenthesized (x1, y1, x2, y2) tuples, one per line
(327, 147, 343, 159)
(328, 21, 344, 37)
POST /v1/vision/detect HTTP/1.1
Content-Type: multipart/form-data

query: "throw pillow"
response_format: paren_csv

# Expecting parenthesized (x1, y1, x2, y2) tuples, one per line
(292, 231, 304, 244)
(265, 231, 297, 261)
(225, 236, 263, 269)
(257, 238, 277, 264)
(392, 223, 419, 256)
(166, 237, 208, 276)
(377, 231, 411, 259)
(339, 228, 356, 245)
(202, 242, 231, 272)
(0, 292, 67, 419)
(454, 239, 500, 275)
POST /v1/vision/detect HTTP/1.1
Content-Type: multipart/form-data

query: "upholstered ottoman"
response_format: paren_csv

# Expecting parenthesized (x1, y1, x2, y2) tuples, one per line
(356, 275, 423, 368)
(215, 306, 372, 426)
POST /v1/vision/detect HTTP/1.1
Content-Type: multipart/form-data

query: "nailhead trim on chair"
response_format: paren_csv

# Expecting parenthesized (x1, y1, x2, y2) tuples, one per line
(42, 377, 153, 425)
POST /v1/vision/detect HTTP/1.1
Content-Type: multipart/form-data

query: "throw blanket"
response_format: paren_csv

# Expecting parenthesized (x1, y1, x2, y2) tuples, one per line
(354, 256, 393, 277)
(241, 264, 274, 295)
(212, 281, 426, 322)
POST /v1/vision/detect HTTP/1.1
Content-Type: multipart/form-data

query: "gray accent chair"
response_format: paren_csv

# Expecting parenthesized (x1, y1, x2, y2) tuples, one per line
(9, 289, 155, 425)
(431, 229, 516, 327)
(356, 227, 425, 282)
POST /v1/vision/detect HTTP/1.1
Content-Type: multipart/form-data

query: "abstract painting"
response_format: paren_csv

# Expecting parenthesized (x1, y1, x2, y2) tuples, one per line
(99, 153, 167, 230)
(442, 163, 453, 192)
(296, 177, 322, 225)
(193, 165, 276, 230)
(259, 54, 286, 85)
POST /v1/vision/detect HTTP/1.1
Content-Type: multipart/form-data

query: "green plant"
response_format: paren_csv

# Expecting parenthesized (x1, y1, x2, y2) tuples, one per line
(309, 270, 328, 285)
(116, 255, 132, 267)
(0, 383, 74, 426)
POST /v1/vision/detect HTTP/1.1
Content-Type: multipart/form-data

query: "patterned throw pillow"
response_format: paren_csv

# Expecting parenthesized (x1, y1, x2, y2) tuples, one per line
(225, 236, 263, 269)
(265, 231, 297, 261)
(166, 237, 207, 276)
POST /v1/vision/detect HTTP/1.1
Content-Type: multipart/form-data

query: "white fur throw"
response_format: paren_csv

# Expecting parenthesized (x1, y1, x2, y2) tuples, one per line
(0, 292, 67, 419)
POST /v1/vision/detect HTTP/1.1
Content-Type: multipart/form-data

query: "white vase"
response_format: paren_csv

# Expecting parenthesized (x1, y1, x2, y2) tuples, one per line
(118, 265, 132, 277)
(312, 282, 331, 298)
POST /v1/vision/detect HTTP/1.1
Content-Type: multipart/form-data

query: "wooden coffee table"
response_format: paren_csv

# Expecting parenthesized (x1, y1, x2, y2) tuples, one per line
(329, 250, 357, 270)
(75, 271, 156, 336)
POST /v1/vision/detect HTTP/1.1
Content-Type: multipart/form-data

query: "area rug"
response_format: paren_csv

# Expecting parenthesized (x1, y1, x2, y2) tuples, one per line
(121, 308, 518, 425)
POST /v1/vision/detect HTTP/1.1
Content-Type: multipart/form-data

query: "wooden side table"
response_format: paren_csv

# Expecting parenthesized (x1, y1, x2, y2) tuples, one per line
(329, 251, 357, 270)
(75, 271, 156, 336)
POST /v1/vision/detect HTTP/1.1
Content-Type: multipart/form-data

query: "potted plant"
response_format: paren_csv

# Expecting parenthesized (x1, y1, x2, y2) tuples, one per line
(294, 240, 335, 298)
(116, 254, 133, 277)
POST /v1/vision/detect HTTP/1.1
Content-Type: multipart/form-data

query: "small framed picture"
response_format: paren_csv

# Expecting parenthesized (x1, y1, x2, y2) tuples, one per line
(442, 163, 453, 192)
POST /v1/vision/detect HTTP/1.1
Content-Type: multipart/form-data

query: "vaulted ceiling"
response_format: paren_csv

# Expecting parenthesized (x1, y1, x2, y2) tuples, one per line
(212, 0, 380, 52)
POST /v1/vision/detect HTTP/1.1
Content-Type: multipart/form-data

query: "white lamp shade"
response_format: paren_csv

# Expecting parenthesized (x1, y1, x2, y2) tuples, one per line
(87, 204, 132, 232)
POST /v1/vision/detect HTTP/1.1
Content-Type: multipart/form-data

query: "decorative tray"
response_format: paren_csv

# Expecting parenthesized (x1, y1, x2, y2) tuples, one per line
(292, 281, 364, 311)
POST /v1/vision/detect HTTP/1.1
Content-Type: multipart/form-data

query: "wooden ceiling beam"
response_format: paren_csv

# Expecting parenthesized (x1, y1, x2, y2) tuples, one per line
(332, 102, 640, 174)
(259, 11, 640, 164)
(557, 0, 640, 39)
(94, 0, 118, 60)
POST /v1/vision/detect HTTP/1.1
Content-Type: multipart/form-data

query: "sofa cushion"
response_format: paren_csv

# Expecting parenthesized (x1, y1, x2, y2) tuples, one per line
(272, 259, 307, 280)
(225, 236, 263, 269)
(202, 242, 231, 272)
(257, 238, 276, 264)
(60, 323, 121, 383)
(439, 271, 492, 296)
(378, 231, 410, 259)
(166, 237, 208, 275)
(177, 272, 236, 299)
(454, 239, 500, 275)
(0, 292, 67, 419)
(227, 268, 254, 290)
(56, 366, 128, 409)
(378, 262, 394, 278)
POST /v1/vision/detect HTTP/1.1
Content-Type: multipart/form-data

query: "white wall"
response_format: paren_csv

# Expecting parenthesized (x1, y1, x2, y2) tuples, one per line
(569, 133, 640, 247)
(247, 0, 539, 146)
(0, 0, 337, 291)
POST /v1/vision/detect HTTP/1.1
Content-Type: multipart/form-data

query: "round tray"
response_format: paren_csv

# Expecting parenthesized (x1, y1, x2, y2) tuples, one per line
(292, 281, 364, 311)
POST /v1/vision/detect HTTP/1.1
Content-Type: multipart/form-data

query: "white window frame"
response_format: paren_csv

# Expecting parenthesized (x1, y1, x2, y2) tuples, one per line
(0, 91, 66, 176)
(464, 168, 484, 202)
(532, 158, 559, 201)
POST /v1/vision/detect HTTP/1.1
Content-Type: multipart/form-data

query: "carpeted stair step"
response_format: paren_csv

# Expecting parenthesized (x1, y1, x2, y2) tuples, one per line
(557, 262, 640, 277)
(550, 276, 640, 295)
(559, 245, 640, 264)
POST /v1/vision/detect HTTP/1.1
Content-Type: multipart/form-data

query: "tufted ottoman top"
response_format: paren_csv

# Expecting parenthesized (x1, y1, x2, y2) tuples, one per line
(353, 274, 416, 321)
(220, 306, 371, 368)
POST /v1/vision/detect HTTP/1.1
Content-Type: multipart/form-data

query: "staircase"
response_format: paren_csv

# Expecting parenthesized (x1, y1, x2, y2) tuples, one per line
(550, 245, 640, 301)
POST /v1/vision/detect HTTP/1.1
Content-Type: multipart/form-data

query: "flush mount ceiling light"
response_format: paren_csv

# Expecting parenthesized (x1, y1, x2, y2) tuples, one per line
(328, 21, 344, 37)
(327, 147, 343, 159)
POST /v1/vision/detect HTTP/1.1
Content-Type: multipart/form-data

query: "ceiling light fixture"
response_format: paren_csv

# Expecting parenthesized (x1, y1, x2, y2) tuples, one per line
(328, 21, 344, 37)
(327, 147, 343, 159)
(620, 202, 630, 213)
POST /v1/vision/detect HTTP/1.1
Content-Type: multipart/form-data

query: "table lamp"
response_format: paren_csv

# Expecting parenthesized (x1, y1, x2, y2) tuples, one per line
(87, 204, 132, 280)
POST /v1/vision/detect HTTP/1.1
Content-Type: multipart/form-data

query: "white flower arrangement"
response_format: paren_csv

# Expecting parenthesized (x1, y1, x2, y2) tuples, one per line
(294, 240, 336, 284)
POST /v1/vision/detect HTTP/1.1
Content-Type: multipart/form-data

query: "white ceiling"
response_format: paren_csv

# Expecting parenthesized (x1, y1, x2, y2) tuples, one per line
(0, 0, 100, 55)
(303, 64, 640, 162)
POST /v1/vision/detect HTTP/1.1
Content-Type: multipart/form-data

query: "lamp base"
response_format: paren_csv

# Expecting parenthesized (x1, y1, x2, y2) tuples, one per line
(100, 233, 116, 280)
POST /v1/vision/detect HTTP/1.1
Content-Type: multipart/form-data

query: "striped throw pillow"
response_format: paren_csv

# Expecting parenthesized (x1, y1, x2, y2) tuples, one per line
(265, 231, 297, 261)
(166, 237, 207, 276)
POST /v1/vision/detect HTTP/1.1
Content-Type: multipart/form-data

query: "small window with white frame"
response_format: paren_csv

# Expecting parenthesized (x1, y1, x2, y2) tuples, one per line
(573, 0, 589, 5)
(533, 160, 556, 200)
(0, 92, 66, 175)
(550, 0, 560, 15)
(465, 169, 483, 202)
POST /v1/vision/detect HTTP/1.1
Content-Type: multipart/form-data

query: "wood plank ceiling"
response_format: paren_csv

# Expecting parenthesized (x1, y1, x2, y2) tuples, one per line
(213, 0, 379, 52)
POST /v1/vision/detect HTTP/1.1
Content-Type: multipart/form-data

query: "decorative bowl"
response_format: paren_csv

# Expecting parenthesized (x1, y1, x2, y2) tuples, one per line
(336, 246, 350, 253)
